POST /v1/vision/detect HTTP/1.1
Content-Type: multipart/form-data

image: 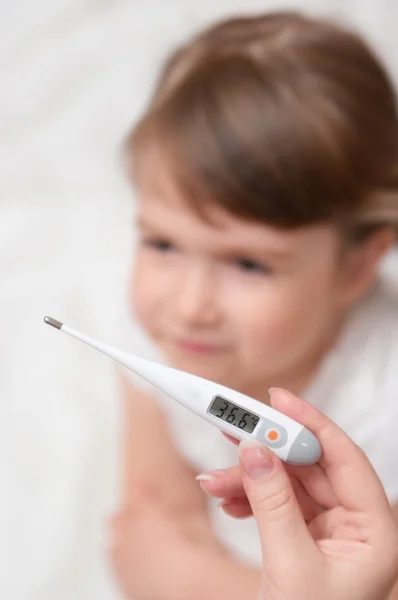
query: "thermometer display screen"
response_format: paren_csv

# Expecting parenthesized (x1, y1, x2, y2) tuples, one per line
(208, 396, 260, 433)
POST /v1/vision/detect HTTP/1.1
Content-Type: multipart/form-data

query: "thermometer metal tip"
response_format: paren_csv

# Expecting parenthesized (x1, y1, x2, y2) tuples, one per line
(44, 316, 63, 330)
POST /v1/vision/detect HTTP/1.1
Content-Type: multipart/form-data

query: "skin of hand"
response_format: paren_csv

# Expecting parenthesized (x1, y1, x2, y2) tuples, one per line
(197, 388, 398, 600)
(107, 376, 260, 600)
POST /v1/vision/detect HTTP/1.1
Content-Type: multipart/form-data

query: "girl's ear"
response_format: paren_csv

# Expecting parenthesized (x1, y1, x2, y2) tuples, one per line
(338, 227, 395, 307)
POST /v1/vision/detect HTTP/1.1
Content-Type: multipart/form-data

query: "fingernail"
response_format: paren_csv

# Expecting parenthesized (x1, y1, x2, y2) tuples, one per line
(239, 439, 274, 478)
(268, 387, 286, 395)
(195, 470, 225, 481)
(196, 473, 216, 481)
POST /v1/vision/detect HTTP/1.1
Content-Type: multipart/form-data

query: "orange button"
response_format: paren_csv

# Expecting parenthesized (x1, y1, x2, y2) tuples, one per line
(267, 429, 279, 442)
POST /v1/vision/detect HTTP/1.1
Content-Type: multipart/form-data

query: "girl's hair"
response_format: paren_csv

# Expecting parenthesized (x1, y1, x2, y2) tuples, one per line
(125, 11, 398, 241)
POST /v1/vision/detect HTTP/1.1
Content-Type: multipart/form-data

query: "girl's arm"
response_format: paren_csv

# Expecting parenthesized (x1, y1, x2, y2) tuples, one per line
(111, 375, 261, 600)
(387, 506, 398, 600)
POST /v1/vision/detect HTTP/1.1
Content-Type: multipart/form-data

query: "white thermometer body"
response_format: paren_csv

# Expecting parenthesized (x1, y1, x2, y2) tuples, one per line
(44, 317, 322, 465)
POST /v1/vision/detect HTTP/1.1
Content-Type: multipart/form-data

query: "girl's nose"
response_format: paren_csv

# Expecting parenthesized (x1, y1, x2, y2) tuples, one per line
(174, 264, 221, 327)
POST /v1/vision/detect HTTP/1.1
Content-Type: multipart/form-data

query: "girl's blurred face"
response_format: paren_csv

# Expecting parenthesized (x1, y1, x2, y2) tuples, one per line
(130, 158, 355, 399)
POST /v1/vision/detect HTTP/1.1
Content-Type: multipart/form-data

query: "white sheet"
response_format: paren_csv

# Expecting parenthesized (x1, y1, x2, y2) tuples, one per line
(2, 1, 398, 598)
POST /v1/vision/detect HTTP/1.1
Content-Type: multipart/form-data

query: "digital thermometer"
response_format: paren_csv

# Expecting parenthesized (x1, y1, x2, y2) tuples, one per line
(43, 316, 321, 465)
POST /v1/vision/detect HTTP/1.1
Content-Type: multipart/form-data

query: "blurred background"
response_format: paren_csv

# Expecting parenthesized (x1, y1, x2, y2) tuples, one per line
(2, 1, 398, 598)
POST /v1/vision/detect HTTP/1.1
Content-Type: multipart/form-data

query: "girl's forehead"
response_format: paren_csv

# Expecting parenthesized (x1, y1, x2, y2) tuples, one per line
(137, 190, 270, 240)
(136, 192, 338, 259)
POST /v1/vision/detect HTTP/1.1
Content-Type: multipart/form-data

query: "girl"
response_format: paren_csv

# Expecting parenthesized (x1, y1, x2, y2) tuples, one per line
(111, 11, 398, 600)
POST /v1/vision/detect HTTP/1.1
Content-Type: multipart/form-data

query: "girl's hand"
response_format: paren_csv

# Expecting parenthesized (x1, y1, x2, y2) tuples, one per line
(197, 389, 398, 600)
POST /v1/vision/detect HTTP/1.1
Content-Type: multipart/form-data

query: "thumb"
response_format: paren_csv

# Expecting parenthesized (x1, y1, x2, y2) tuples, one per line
(239, 439, 315, 570)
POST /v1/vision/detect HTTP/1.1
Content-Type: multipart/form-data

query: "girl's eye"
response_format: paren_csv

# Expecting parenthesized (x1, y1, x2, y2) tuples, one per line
(233, 258, 271, 274)
(143, 237, 176, 252)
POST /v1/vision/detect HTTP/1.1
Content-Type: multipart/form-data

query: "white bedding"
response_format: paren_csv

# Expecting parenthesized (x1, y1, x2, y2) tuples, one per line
(2, 1, 398, 598)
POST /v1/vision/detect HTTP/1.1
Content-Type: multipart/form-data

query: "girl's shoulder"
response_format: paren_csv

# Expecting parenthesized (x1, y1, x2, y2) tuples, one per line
(311, 275, 398, 404)
(342, 276, 398, 385)
(306, 275, 398, 502)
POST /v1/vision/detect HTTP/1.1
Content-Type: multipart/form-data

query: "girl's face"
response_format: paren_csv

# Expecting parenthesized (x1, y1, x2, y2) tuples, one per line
(130, 159, 361, 398)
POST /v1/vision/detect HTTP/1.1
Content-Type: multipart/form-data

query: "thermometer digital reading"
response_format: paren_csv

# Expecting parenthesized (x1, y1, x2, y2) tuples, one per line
(43, 316, 321, 465)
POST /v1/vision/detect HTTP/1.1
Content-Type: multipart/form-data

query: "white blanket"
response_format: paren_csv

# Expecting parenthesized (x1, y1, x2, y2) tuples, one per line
(2, 1, 398, 598)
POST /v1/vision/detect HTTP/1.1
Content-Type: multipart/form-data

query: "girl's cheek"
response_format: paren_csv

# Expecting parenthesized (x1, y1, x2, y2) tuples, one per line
(131, 258, 173, 327)
(132, 293, 148, 325)
(129, 262, 153, 322)
(235, 287, 307, 354)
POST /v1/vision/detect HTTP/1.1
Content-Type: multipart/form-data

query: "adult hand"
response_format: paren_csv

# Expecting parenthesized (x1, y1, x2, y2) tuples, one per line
(197, 389, 398, 600)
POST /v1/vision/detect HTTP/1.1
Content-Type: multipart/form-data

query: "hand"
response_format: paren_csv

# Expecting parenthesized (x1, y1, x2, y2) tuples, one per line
(197, 389, 398, 600)
(108, 377, 260, 600)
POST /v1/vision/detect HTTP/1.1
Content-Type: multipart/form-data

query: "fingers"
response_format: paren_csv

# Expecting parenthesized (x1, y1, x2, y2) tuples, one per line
(270, 389, 391, 518)
(286, 463, 339, 510)
(196, 467, 254, 519)
(199, 467, 324, 522)
(199, 462, 338, 511)
(223, 477, 323, 522)
(289, 476, 324, 521)
(219, 497, 252, 518)
(196, 466, 245, 498)
(239, 439, 316, 569)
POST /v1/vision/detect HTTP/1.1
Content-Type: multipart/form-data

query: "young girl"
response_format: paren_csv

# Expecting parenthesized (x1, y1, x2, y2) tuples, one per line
(110, 11, 398, 600)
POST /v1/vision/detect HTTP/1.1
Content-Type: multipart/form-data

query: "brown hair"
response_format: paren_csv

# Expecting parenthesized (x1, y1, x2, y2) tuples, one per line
(125, 11, 398, 239)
